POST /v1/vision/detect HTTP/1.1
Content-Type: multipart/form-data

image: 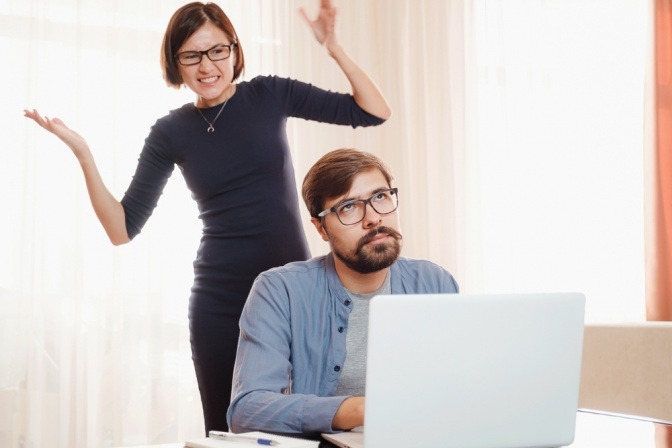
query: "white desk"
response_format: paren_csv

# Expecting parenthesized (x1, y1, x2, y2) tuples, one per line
(571, 411, 658, 447)
(118, 412, 665, 447)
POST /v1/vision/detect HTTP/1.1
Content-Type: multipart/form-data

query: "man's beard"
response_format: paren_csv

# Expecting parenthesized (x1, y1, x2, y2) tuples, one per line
(333, 226, 403, 274)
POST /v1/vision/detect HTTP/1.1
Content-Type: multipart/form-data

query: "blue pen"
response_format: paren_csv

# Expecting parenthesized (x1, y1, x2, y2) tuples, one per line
(209, 431, 279, 446)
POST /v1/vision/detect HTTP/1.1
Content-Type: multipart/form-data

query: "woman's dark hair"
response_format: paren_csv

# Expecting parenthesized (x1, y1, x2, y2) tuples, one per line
(161, 2, 245, 88)
(302, 148, 395, 219)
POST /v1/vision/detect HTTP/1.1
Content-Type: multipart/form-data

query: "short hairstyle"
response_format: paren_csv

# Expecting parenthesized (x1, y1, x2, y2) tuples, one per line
(302, 148, 395, 218)
(161, 2, 245, 88)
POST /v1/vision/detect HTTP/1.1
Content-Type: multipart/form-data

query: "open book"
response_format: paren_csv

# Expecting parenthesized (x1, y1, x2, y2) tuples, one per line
(184, 431, 319, 448)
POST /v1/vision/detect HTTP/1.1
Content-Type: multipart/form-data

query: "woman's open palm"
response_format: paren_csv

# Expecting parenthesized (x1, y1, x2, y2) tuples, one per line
(24, 109, 91, 161)
(299, 0, 338, 48)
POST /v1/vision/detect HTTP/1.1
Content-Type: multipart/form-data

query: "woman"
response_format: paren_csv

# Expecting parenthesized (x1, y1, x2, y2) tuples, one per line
(24, 0, 390, 434)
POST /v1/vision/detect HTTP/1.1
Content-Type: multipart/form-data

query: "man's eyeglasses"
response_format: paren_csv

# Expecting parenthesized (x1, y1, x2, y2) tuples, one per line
(318, 188, 399, 226)
(175, 43, 237, 66)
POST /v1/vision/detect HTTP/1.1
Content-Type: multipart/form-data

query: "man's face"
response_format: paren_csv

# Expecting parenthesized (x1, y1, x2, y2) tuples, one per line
(313, 168, 403, 274)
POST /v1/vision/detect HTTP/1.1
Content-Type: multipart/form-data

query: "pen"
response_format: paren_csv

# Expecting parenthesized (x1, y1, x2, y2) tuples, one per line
(208, 431, 279, 446)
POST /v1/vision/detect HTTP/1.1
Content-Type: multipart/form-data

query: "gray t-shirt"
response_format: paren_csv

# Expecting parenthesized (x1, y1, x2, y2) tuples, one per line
(334, 271, 392, 396)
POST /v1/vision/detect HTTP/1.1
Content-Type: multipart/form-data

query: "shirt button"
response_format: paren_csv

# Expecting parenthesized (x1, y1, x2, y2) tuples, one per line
(338, 327, 344, 333)
(344, 300, 351, 306)
(334, 366, 341, 372)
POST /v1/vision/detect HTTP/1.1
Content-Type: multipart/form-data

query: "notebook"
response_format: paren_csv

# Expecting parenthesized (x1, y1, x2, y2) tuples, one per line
(185, 431, 318, 448)
(322, 293, 586, 448)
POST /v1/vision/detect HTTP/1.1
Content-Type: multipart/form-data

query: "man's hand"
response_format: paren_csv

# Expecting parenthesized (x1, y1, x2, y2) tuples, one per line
(332, 396, 365, 430)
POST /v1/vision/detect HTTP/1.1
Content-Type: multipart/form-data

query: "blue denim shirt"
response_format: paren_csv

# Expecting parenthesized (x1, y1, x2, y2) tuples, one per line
(227, 253, 459, 434)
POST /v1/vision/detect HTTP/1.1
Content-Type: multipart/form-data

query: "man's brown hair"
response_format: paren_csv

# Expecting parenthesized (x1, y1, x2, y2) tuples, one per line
(302, 148, 395, 218)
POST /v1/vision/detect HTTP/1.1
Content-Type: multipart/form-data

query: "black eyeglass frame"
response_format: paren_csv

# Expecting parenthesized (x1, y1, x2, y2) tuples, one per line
(317, 188, 399, 226)
(174, 43, 237, 66)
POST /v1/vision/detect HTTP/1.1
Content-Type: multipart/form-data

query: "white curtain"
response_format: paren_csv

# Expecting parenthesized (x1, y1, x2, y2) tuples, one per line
(467, 0, 649, 322)
(0, 0, 649, 446)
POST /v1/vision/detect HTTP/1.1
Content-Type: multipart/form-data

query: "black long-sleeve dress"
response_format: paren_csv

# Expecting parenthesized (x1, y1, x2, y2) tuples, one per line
(120, 75, 385, 433)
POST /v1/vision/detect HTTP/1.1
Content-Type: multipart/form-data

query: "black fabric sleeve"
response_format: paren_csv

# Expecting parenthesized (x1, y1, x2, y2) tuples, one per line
(120, 120, 175, 240)
(257, 75, 386, 128)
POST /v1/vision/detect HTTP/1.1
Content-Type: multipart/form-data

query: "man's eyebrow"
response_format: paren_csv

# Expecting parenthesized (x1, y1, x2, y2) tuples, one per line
(336, 187, 391, 204)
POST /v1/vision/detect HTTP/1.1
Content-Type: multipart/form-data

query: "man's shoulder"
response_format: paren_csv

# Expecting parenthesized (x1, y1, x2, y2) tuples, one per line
(394, 256, 446, 272)
(249, 256, 332, 306)
(393, 256, 459, 293)
(258, 255, 329, 279)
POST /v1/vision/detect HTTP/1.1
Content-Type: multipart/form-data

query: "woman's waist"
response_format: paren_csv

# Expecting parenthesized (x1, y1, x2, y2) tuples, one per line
(194, 234, 310, 269)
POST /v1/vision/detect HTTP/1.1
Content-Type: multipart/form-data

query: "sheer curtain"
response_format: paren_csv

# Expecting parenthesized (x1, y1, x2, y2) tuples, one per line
(468, 0, 648, 322)
(649, 1, 672, 446)
(649, 0, 672, 322)
(0, 0, 651, 447)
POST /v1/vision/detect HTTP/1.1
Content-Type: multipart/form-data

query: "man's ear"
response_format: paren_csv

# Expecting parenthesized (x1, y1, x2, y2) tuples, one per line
(310, 217, 329, 242)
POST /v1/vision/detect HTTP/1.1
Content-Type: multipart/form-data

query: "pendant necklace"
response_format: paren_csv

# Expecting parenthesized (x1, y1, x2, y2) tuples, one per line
(196, 98, 229, 133)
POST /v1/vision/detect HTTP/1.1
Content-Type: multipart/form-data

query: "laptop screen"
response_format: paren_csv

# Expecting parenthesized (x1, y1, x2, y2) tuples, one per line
(353, 293, 585, 448)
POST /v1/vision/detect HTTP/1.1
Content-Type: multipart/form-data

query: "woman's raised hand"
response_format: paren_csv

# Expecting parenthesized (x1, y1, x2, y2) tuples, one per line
(24, 109, 92, 162)
(299, 0, 338, 52)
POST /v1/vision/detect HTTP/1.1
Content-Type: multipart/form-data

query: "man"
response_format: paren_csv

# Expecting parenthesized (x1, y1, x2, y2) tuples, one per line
(227, 148, 458, 435)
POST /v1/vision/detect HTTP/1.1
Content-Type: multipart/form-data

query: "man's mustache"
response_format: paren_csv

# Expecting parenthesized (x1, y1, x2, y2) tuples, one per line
(356, 226, 403, 252)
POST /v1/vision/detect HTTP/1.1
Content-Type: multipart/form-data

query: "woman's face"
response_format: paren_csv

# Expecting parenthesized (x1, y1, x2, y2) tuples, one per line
(177, 22, 236, 107)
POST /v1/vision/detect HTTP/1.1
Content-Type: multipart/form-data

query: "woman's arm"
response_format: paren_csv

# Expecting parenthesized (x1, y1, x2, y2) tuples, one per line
(24, 109, 130, 245)
(300, 0, 392, 120)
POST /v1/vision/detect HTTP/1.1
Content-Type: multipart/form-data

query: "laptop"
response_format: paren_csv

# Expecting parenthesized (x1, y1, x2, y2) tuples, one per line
(322, 293, 586, 448)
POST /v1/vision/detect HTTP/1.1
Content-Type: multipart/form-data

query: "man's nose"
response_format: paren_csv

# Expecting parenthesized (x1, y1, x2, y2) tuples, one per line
(361, 203, 382, 228)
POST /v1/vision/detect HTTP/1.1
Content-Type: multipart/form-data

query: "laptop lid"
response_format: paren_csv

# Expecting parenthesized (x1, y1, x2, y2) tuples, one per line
(326, 293, 585, 448)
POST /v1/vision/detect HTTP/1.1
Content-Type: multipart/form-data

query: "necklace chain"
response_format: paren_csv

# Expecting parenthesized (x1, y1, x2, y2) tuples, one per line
(196, 98, 229, 133)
